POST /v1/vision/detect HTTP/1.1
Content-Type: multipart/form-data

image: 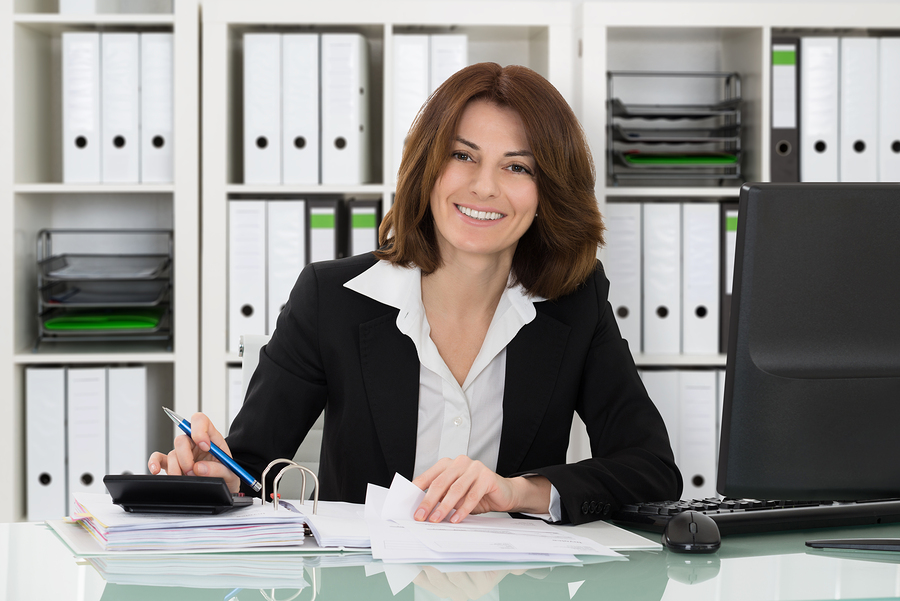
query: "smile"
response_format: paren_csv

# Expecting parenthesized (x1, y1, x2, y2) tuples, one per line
(456, 205, 504, 221)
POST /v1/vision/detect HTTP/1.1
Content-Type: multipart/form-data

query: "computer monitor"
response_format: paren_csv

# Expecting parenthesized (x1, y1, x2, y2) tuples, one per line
(717, 183, 900, 501)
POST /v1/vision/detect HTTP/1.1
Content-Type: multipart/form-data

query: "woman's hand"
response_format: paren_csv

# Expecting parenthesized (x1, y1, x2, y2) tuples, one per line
(411, 455, 551, 523)
(147, 412, 241, 493)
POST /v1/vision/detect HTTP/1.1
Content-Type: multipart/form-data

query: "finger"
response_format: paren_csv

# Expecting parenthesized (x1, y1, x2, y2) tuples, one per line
(189, 412, 234, 459)
(172, 433, 198, 475)
(148, 451, 168, 475)
(413, 458, 453, 521)
(193, 460, 241, 492)
(165, 449, 183, 475)
(188, 412, 214, 453)
(444, 469, 494, 523)
(421, 457, 481, 523)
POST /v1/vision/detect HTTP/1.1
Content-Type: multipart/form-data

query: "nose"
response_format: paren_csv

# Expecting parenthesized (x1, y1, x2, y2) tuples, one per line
(470, 164, 499, 200)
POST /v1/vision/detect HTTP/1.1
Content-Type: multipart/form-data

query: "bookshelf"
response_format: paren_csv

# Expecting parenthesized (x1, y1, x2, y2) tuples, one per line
(581, 1, 900, 369)
(199, 0, 576, 430)
(0, 0, 199, 521)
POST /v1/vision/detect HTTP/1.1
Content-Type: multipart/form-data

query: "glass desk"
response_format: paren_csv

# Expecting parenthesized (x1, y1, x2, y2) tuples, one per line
(4, 520, 900, 601)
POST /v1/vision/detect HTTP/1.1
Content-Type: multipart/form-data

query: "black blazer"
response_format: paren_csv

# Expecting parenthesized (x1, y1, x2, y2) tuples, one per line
(227, 253, 682, 524)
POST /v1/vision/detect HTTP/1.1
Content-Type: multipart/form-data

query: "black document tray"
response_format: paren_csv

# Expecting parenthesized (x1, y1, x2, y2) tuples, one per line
(103, 474, 254, 514)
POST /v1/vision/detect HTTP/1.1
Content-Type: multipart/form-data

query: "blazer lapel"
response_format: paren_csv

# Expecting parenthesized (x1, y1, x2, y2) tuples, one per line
(497, 312, 570, 475)
(359, 312, 420, 480)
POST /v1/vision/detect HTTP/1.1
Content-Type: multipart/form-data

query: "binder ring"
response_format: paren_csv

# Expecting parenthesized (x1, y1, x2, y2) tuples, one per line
(261, 458, 319, 514)
(259, 567, 317, 601)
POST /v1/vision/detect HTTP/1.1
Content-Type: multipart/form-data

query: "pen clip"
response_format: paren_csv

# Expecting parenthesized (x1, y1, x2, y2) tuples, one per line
(261, 458, 319, 514)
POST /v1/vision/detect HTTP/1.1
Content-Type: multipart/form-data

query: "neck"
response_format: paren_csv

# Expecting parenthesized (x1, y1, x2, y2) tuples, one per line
(422, 254, 512, 321)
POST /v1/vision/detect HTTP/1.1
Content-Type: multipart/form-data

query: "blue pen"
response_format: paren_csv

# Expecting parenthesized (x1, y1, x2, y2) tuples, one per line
(162, 406, 262, 492)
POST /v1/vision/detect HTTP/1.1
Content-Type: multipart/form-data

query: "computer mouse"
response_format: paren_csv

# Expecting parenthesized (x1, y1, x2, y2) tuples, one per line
(662, 510, 721, 553)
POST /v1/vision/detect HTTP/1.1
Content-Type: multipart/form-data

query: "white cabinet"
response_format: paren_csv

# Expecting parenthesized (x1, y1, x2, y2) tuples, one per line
(0, 0, 199, 521)
(199, 0, 576, 428)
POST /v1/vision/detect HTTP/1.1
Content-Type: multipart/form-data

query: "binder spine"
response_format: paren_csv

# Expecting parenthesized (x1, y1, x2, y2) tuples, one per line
(771, 38, 800, 182)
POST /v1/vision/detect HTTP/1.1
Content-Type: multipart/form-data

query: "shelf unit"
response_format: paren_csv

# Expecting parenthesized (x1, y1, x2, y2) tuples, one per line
(0, 0, 199, 522)
(580, 1, 900, 370)
(200, 0, 576, 429)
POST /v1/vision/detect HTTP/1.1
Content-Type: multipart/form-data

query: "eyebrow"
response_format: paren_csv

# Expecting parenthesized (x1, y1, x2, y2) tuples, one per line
(455, 136, 534, 159)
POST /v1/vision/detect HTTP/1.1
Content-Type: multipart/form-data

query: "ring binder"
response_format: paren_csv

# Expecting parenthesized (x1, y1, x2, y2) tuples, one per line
(261, 458, 320, 514)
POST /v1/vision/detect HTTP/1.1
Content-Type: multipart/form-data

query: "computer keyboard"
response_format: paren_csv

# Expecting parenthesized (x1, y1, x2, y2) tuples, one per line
(611, 498, 900, 536)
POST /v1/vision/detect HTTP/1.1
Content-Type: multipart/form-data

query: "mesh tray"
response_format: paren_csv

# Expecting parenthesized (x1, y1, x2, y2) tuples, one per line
(39, 307, 170, 337)
(39, 254, 171, 280)
(40, 280, 170, 308)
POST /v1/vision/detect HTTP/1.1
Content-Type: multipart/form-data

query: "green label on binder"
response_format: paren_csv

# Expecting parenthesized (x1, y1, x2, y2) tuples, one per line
(352, 213, 377, 229)
(772, 50, 796, 66)
(310, 214, 335, 229)
(727, 215, 739, 232)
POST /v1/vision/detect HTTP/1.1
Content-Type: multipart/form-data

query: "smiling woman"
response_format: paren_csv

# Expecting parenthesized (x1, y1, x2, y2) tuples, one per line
(151, 62, 682, 527)
(380, 62, 603, 300)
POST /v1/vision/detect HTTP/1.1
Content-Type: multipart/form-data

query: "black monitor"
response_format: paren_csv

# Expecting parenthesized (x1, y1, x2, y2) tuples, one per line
(717, 183, 900, 501)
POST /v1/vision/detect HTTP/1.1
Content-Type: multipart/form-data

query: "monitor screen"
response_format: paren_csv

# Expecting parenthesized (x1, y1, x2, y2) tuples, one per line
(717, 183, 900, 501)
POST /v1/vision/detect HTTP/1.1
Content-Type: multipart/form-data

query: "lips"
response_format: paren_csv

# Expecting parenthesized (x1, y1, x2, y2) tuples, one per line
(456, 204, 504, 221)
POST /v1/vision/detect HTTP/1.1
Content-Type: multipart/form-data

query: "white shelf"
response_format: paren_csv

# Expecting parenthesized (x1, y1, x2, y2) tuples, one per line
(226, 184, 387, 196)
(634, 354, 727, 368)
(15, 183, 176, 194)
(14, 350, 177, 364)
(603, 187, 743, 199)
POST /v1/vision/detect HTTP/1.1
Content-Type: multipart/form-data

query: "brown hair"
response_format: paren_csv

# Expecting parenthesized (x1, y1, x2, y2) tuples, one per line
(375, 62, 604, 300)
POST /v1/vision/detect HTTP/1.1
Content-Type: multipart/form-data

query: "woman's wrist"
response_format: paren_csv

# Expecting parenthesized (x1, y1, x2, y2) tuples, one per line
(509, 475, 552, 514)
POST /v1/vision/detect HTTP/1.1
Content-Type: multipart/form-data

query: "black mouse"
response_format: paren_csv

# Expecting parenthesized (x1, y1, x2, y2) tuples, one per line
(662, 510, 721, 553)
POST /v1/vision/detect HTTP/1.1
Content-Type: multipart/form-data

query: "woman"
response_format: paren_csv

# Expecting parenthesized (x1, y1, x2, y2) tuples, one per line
(150, 62, 681, 525)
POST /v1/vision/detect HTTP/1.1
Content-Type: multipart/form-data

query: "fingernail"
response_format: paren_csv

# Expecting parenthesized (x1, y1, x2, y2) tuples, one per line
(450, 514, 460, 523)
(149, 463, 157, 473)
(414, 508, 426, 521)
(186, 470, 195, 476)
(196, 463, 208, 475)
(429, 510, 442, 523)
(199, 442, 210, 452)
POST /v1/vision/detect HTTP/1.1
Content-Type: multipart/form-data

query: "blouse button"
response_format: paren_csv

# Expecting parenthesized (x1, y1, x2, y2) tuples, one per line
(453, 417, 463, 426)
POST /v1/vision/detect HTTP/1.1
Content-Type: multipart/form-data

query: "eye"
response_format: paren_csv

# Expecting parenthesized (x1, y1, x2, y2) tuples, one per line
(451, 151, 473, 162)
(507, 163, 534, 176)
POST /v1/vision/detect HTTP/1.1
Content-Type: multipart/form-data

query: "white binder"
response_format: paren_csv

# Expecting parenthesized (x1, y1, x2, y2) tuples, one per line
(107, 366, 148, 477)
(321, 34, 370, 185)
(267, 200, 306, 334)
(308, 201, 339, 263)
(227, 366, 244, 434)
(244, 34, 282, 184)
(25, 367, 67, 522)
(348, 200, 380, 257)
(429, 34, 468, 93)
(59, 0, 95, 14)
(140, 33, 174, 183)
(840, 38, 879, 182)
(604, 202, 642, 351)
(682, 203, 720, 355)
(639, 370, 680, 459)
(62, 32, 101, 183)
(678, 370, 719, 499)
(879, 38, 900, 182)
(282, 34, 320, 185)
(642, 203, 681, 355)
(66, 368, 107, 513)
(101, 33, 140, 183)
(800, 37, 840, 182)
(392, 35, 430, 184)
(228, 201, 267, 353)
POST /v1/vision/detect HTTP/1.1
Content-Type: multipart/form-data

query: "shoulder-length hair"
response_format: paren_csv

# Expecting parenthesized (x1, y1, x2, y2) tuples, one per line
(375, 62, 604, 300)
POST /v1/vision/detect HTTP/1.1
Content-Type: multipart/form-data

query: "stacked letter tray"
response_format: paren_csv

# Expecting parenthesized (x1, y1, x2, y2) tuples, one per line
(607, 71, 742, 185)
(35, 229, 173, 349)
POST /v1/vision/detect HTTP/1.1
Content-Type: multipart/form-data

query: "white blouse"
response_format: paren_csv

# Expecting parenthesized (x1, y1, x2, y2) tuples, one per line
(344, 260, 562, 520)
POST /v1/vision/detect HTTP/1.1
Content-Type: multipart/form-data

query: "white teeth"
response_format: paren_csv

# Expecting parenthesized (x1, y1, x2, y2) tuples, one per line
(457, 205, 503, 221)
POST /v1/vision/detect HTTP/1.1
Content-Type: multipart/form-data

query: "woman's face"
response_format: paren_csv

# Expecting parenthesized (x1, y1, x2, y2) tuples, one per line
(429, 100, 539, 268)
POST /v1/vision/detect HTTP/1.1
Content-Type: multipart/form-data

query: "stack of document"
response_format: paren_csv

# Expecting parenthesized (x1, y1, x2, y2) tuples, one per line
(364, 474, 624, 564)
(72, 493, 308, 552)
